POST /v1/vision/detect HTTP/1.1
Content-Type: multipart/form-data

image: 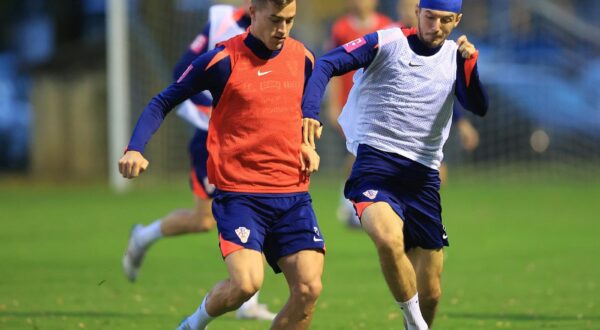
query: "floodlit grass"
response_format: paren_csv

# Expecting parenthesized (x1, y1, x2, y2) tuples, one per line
(0, 176, 598, 329)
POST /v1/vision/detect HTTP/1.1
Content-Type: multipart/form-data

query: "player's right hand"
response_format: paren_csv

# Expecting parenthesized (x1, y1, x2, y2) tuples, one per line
(299, 143, 320, 178)
(118, 150, 149, 179)
(302, 118, 323, 150)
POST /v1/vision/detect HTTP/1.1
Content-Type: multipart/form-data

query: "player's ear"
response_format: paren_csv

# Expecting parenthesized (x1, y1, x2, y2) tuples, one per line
(454, 13, 463, 27)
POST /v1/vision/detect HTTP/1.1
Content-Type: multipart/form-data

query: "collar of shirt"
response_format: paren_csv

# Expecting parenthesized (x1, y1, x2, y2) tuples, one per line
(244, 32, 283, 60)
(407, 34, 443, 57)
(238, 14, 251, 29)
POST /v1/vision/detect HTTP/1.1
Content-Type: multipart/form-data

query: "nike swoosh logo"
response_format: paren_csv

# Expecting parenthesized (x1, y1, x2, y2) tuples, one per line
(409, 62, 424, 67)
(442, 233, 448, 240)
(313, 236, 323, 242)
(258, 69, 272, 76)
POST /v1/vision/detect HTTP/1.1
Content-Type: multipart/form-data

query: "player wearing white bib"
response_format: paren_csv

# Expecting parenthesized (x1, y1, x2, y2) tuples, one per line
(301, 0, 488, 328)
(121, 1, 276, 321)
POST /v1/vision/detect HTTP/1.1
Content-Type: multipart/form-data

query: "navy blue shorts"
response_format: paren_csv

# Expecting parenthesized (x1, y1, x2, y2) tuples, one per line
(188, 129, 215, 199)
(212, 191, 325, 273)
(345, 144, 449, 251)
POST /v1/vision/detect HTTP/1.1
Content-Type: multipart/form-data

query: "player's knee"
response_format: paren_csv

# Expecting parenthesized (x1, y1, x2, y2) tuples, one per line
(291, 278, 322, 304)
(231, 280, 261, 303)
(421, 286, 442, 306)
(363, 220, 405, 253)
(373, 234, 405, 256)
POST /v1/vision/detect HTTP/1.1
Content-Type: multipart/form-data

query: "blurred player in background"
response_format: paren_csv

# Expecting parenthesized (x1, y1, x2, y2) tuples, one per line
(121, 0, 276, 321)
(301, 0, 489, 328)
(328, 0, 392, 228)
(119, 0, 325, 329)
(396, 0, 480, 185)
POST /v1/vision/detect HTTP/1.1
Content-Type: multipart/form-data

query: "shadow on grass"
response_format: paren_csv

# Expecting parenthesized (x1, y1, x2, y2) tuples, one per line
(445, 312, 600, 321)
(0, 310, 168, 319)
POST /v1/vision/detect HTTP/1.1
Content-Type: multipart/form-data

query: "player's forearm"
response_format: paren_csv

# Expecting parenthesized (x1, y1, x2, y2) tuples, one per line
(456, 56, 489, 117)
(465, 68, 489, 117)
(126, 95, 172, 153)
(302, 60, 334, 120)
(127, 82, 197, 152)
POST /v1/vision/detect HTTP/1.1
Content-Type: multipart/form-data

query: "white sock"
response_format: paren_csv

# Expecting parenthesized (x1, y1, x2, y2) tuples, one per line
(134, 220, 163, 248)
(239, 291, 259, 311)
(398, 293, 429, 330)
(187, 295, 214, 330)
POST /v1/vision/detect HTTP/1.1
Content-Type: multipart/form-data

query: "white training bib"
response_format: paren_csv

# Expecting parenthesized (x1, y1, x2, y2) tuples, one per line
(339, 28, 458, 170)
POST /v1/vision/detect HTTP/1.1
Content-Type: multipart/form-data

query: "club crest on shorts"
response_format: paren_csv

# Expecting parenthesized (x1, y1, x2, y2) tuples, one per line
(362, 189, 379, 200)
(235, 227, 250, 244)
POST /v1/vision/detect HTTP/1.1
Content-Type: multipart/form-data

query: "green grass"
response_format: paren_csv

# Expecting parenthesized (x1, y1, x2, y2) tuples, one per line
(0, 177, 599, 329)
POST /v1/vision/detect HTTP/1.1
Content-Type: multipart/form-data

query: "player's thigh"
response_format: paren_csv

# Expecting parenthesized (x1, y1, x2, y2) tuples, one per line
(361, 202, 405, 246)
(407, 247, 444, 293)
(224, 249, 265, 288)
(278, 250, 324, 291)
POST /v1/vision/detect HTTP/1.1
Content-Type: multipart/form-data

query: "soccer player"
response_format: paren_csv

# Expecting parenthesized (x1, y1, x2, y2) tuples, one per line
(301, 0, 489, 329)
(394, 0, 480, 185)
(328, 0, 392, 228)
(121, 0, 276, 321)
(118, 1, 325, 329)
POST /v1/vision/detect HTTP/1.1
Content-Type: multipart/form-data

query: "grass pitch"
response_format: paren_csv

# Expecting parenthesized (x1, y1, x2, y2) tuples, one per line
(0, 176, 598, 329)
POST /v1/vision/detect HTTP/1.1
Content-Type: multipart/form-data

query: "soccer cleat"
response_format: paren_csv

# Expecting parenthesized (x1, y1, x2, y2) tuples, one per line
(235, 303, 277, 321)
(122, 224, 146, 282)
(176, 318, 192, 330)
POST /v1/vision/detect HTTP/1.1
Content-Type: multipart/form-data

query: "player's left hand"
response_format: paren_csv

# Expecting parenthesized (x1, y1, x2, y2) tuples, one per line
(457, 35, 477, 59)
(302, 118, 323, 149)
(299, 143, 320, 178)
(457, 118, 480, 152)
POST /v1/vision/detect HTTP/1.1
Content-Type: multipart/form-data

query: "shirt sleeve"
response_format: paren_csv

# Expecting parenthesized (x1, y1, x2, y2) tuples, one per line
(304, 47, 315, 92)
(173, 23, 211, 80)
(302, 32, 380, 120)
(452, 102, 463, 123)
(455, 51, 489, 117)
(127, 46, 231, 153)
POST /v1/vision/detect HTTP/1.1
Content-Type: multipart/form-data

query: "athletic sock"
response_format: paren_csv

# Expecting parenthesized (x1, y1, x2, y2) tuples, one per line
(135, 220, 163, 248)
(239, 291, 259, 311)
(398, 293, 429, 330)
(187, 295, 214, 330)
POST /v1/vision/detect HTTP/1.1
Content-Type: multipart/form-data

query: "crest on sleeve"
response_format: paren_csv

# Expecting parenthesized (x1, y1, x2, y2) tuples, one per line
(343, 37, 366, 53)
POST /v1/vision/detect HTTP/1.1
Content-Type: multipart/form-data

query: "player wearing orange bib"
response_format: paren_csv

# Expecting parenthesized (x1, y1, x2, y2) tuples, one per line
(118, 1, 325, 329)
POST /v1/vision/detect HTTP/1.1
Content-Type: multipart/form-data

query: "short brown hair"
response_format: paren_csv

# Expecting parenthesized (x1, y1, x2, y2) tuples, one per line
(251, 0, 295, 9)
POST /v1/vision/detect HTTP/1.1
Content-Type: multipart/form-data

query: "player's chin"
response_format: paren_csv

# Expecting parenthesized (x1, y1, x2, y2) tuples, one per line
(427, 38, 445, 48)
(271, 38, 285, 49)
